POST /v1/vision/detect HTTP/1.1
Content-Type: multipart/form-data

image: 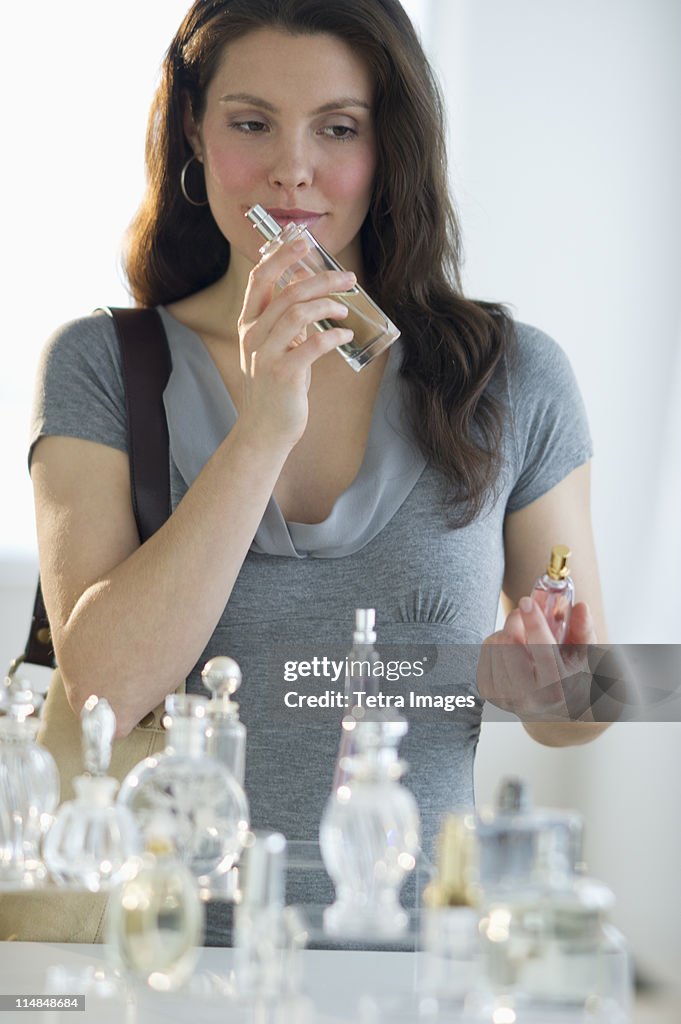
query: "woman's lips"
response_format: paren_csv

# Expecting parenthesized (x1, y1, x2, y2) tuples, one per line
(269, 211, 325, 228)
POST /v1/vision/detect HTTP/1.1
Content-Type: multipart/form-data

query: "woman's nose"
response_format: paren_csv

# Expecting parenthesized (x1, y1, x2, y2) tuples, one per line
(268, 139, 314, 191)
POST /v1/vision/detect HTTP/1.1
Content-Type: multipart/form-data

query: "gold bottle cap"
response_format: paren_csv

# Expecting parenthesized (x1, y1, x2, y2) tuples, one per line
(422, 814, 477, 908)
(547, 544, 571, 581)
(146, 836, 174, 857)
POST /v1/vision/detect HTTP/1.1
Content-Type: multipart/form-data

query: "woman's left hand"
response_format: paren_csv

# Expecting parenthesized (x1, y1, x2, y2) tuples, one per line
(476, 598, 597, 721)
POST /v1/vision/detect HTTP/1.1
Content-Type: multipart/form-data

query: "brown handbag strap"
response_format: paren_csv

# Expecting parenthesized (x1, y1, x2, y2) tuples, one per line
(21, 307, 172, 670)
(104, 306, 172, 542)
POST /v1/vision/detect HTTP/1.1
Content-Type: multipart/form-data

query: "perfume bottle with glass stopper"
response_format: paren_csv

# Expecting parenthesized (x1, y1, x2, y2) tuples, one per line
(421, 813, 481, 1004)
(320, 714, 421, 939)
(0, 669, 59, 889)
(531, 544, 575, 642)
(201, 656, 246, 787)
(106, 814, 205, 992)
(43, 695, 141, 891)
(118, 694, 250, 894)
(332, 608, 381, 792)
(246, 204, 400, 371)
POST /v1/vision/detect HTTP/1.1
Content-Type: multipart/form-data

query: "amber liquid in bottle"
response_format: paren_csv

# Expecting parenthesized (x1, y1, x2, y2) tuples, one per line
(246, 205, 400, 371)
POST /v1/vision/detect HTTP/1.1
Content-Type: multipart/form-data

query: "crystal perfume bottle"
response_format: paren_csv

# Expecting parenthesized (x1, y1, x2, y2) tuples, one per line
(531, 544, 575, 643)
(43, 695, 141, 891)
(106, 816, 205, 992)
(421, 813, 480, 1003)
(320, 715, 421, 939)
(201, 656, 246, 787)
(0, 670, 59, 888)
(332, 608, 381, 792)
(246, 204, 400, 371)
(475, 777, 631, 1020)
(118, 694, 250, 893)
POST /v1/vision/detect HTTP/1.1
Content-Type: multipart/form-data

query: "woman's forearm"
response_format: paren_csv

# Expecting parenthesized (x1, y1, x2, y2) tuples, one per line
(57, 421, 288, 736)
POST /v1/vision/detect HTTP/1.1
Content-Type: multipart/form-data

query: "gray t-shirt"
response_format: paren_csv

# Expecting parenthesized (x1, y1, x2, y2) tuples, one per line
(29, 307, 593, 943)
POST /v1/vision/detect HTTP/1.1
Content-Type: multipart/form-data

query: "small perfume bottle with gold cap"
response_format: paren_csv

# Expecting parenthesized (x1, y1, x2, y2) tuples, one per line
(421, 813, 480, 1002)
(531, 545, 575, 643)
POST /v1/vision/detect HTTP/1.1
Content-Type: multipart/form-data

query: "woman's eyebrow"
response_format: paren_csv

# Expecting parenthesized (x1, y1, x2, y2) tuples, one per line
(218, 91, 371, 114)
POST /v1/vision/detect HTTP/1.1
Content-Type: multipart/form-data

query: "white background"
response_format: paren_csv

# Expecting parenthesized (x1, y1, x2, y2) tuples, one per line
(1, 0, 680, 998)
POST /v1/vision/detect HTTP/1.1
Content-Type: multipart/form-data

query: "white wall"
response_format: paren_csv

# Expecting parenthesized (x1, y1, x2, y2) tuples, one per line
(421, 0, 681, 991)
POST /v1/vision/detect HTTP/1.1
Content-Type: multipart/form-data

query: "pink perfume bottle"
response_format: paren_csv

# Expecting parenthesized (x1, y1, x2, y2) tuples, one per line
(531, 545, 575, 643)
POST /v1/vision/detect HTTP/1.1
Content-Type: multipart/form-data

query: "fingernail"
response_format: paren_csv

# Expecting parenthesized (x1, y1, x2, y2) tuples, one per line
(292, 238, 308, 253)
(519, 596, 534, 614)
(342, 271, 357, 284)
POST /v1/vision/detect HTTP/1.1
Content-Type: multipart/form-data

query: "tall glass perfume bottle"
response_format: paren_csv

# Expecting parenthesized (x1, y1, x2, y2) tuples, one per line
(118, 694, 249, 894)
(234, 831, 308, 1002)
(106, 815, 205, 992)
(246, 204, 400, 371)
(531, 544, 575, 642)
(43, 695, 141, 891)
(421, 813, 480, 1004)
(201, 656, 246, 787)
(320, 715, 421, 939)
(0, 670, 59, 889)
(332, 608, 380, 792)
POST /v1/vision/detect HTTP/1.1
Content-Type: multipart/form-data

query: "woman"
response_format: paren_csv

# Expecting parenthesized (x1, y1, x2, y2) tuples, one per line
(26, 0, 607, 943)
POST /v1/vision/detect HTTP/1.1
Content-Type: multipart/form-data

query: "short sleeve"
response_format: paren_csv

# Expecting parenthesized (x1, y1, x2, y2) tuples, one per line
(28, 311, 128, 470)
(505, 321, 593, 513)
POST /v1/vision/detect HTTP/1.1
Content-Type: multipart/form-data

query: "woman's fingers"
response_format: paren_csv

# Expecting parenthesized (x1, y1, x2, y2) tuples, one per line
(240, 234, 312, 323)
(241, 234, 356, 339)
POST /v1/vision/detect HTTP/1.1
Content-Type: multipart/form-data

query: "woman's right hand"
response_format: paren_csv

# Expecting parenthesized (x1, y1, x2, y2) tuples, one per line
(236, 233, 356, 450)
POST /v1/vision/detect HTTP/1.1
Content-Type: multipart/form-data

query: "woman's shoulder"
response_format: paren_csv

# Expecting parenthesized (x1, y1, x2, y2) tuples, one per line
(31, 310, 128, 461)
(508, 318, 572, 369)
(39, 308, 123, 381)
(501, 318, 583, 404)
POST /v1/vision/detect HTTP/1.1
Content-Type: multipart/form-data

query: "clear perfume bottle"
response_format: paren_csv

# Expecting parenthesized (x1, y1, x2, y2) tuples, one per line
(43, 695, 141, 891)
(320, 715, 421, 939)
(246, 204, 400, 371)
(201, 656, 246, 787)
(421, 813, 481, 1004)
(531, 544, 575, 643)
(106, 815, 205, 992)
(118, 694, 250, 894)
(234, 831, 308, 1001)
(332, 608, 381, 792)
(0, 670, 59, 889)
(474, 777, 631, 1021)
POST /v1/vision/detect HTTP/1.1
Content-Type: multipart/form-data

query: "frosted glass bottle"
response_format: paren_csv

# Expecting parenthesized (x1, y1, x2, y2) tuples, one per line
(475, 777, 631, 1021)
(246, 204, 400, 371)
(118, 694, 249, 893)
(201, 656, 246, 787)
(106, 822, 205, 992)
(531, 544, 575, 643)
(320, 715, 421, 939)
(43, 695, 141, 891)
(0, 671, 59, 888)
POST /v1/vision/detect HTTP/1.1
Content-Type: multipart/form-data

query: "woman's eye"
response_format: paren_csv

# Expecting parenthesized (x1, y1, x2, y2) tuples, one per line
(322, 125, 358, 142)
(230, 120, 268, 134)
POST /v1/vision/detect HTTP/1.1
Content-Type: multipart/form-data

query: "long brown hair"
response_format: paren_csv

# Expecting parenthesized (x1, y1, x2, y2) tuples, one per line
(124, 0, 517, 527)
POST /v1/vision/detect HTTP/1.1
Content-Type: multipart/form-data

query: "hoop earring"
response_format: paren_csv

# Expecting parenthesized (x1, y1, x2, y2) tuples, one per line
(180, 155, 209, 207)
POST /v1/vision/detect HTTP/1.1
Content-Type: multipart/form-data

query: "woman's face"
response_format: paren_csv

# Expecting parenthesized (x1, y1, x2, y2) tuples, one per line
(186, 27, 377, 267)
